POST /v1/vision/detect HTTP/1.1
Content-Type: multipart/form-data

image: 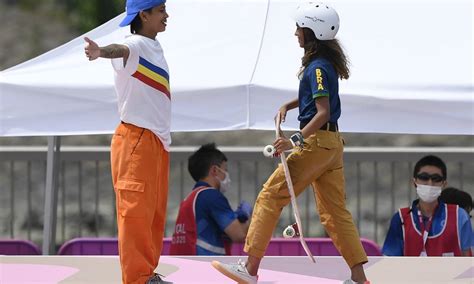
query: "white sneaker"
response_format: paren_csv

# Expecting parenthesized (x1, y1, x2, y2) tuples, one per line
(211, 259, 258, 284)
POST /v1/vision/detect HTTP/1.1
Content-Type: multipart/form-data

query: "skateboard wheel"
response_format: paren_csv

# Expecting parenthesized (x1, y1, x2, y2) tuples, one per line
(263, 145, 276, 158)
(283, 225, 296, 238)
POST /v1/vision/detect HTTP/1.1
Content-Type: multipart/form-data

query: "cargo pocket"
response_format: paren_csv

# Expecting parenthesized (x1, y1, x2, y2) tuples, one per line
(315, 134, 339, 150)
(116, 180, 146, 218)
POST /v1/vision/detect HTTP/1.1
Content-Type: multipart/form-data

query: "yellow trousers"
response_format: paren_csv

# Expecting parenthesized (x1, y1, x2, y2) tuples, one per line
(244, 130, 368, 268)
(111, 122, 170, 284)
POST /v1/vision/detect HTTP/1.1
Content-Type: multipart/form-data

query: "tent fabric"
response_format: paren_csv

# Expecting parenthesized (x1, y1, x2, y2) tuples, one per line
(0, 0, 472, 137)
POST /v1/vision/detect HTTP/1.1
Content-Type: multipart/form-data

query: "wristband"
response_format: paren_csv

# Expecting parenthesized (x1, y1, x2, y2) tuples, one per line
(290, 131, 304, 148)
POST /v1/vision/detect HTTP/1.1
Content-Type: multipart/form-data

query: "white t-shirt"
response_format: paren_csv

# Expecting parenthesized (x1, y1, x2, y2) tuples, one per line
(111, 34, 171, 151)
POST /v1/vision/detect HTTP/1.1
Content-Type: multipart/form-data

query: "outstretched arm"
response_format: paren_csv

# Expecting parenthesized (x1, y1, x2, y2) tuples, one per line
(84, 37, 130, 63)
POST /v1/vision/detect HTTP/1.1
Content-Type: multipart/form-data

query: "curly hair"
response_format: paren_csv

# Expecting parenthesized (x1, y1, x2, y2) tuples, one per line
(298, 27, 350, 80)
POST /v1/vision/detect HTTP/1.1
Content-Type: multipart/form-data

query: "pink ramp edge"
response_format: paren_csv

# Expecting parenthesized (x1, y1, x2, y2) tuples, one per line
(1, 264, 79, 284)
(162, 257, 341, 284)
(455, 266, 474, 280)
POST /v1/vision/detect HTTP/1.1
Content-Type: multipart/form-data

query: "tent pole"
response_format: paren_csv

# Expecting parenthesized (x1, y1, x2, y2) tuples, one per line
(42, 136, 61, 255)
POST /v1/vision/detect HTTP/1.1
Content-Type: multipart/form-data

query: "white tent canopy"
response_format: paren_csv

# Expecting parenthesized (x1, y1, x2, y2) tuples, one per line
(1, 0, 472, 136)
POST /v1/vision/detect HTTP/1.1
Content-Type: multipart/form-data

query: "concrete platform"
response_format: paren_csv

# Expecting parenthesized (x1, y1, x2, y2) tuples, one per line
(1, 256, 472, 283)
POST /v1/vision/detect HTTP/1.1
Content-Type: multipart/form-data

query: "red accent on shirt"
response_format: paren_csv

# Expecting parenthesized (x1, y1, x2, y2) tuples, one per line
(400, 204, 461, 256)
(170, 186, 210, 255)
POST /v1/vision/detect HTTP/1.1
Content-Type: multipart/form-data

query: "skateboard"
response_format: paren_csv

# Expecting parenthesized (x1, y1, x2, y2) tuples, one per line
(274, 113, 315, 262)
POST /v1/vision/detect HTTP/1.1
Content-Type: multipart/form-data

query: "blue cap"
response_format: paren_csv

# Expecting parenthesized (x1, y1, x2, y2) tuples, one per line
(119, 0, 166, 27)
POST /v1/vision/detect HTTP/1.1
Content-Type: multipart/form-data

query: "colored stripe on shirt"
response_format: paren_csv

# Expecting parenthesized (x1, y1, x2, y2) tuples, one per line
(132, 57, 170, 99)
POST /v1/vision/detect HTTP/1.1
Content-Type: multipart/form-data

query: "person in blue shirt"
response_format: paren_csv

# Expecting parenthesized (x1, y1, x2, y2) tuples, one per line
(212, 3, 370, 284)
(382, 155, 472, 256)
(440, 187, 473, 255)
(440, 187, 473, 215)
(170, 143, 251, 255)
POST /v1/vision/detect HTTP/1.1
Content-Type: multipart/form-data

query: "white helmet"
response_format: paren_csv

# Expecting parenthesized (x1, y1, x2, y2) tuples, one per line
(294, 2, 340, 40)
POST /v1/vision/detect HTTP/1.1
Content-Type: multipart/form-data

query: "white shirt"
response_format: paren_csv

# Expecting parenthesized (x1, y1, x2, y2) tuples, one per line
(111, 34, 171, 151)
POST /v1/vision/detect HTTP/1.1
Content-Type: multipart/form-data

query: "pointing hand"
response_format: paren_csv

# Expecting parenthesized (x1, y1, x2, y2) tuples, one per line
(84, 37, 100, 61)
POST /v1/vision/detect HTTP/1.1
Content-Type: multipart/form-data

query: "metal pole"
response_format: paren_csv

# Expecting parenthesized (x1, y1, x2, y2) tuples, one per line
(42, 136, 61, 255)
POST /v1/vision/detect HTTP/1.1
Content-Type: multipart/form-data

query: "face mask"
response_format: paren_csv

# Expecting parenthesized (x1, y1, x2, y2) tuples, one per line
(416, 184, 442, 203)
(217, 168, 231, 193)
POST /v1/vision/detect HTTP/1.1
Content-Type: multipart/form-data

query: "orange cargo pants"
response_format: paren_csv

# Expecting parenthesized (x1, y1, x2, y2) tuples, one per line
(111, 122, 169, 284)
(244, 130, 368, 268)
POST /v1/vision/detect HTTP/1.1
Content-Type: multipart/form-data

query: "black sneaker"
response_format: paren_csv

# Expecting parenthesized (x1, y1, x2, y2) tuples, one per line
(146, 273, 173, 284)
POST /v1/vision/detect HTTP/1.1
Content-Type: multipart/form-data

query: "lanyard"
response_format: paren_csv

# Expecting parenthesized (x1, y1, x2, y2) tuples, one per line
(417, 207, 436, 255)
